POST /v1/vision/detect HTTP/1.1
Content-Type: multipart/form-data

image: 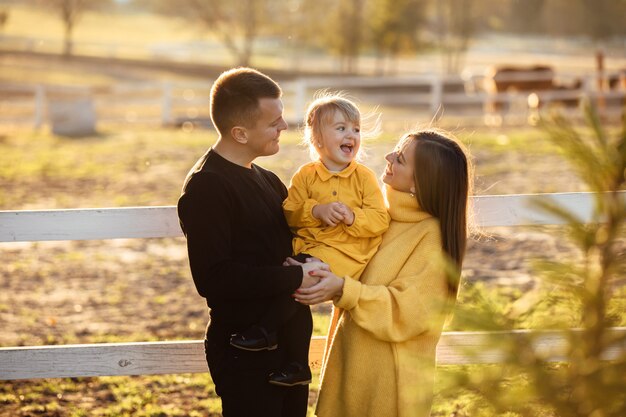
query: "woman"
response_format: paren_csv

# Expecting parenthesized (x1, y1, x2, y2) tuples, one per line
(294, 129, 472, 417)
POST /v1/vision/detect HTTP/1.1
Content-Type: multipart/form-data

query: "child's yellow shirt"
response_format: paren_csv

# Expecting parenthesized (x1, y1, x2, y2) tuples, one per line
(283, 160, 390, 279)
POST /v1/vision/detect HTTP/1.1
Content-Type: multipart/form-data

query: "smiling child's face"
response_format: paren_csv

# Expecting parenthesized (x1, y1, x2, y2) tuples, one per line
(315, 110, 361, 171)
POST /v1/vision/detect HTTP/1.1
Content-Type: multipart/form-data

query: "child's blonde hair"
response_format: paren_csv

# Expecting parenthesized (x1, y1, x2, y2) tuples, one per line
(303, 91, 380, 161)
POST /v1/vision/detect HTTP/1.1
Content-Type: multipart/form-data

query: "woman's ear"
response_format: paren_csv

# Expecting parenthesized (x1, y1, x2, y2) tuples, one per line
(410, 185, 416, 194)
(231, 126, 248, 144)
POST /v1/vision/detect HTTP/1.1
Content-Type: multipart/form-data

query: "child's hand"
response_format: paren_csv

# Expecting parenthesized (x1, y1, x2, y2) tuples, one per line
(300, 261, 330, 288)
(312, 202, 345, 227)
(336, 203, 355, 226)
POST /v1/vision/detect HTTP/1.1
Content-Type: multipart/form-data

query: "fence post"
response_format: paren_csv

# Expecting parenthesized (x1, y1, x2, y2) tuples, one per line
(33, 85, 45, 130)
(595, 50, 606, 114)
(162, 82, 172, 126)
(430, 75, 443, 116)
(292, 79, 307, 123)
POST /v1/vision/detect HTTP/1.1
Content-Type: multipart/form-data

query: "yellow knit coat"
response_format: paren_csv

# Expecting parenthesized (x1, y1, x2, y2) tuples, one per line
(315, 186, 449, 417)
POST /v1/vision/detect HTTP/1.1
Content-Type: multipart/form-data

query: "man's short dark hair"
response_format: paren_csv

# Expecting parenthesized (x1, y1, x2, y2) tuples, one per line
(210, 67, 282, 135)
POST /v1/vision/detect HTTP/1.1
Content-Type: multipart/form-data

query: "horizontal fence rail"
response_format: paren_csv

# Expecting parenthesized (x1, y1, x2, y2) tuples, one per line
(2, 329, 625, 381)
(2, 191, 625, 381)
(0, 206, 182, 242)
(3, 192, 625, 242)
(1, 71, 625, 129)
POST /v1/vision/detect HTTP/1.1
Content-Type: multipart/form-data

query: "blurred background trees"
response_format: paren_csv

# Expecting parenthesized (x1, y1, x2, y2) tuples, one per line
(434, 0, 476, 74)
(3, 0, 624, 72)
(369, 0, 425, 75)
(136, 0, 271, 67)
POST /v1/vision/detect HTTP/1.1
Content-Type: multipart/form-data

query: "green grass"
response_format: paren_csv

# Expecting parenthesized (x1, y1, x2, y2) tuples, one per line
(0, 128, 211, 208)
(0, 123, 577, 210)
(462, 128, 558, 154)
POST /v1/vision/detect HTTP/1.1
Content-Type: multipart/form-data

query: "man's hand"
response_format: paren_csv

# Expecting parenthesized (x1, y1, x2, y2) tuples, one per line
(312, 202, 346, 227)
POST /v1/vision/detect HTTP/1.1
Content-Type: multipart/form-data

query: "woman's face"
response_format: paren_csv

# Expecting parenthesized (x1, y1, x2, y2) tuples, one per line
(382, 137, 416, 193)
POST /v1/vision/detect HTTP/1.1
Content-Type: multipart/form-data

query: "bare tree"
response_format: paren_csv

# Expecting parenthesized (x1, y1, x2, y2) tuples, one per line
(147, 0, 270, 67)
(511, 0, 626, 40)
(321, 0, 365, 74)
(579, 0, 626, 42)
(0, 8, 8, 32)
(435, 0, 475, 74)
(369, 0, 425, 75)
(276, 0, 331, 73)
(509, 0, 546, 33)
(39, 0, 106, 56)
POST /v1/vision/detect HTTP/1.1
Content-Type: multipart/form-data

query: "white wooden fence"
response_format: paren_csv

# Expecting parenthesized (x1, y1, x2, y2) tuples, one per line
(1, 191, 625, 381)
(1, 71, 624, 131)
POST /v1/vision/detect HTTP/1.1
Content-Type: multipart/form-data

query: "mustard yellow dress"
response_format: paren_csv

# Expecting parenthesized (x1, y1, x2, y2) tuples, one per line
(283, 160, 389, 280)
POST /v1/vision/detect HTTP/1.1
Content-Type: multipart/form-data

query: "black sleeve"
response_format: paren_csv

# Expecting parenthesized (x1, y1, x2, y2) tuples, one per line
(177, 172, 303, 302)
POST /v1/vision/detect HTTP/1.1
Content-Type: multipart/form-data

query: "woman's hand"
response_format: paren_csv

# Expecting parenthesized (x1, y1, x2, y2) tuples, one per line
(294, 270, 344, 305)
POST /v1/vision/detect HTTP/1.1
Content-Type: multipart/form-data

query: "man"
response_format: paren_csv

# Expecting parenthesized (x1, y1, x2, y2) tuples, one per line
(177, 67, 323, 416)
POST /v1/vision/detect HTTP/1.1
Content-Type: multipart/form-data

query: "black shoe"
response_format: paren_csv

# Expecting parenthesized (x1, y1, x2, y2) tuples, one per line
(268, 362, 312, 386)
(229, 325, 278, 351)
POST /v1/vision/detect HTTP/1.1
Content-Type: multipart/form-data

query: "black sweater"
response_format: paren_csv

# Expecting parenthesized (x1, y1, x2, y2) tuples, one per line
(177, 149, 303, 334)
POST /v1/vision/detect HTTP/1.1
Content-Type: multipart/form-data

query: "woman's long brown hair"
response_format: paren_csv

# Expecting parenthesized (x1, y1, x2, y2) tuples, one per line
(410, 130, 472, 298)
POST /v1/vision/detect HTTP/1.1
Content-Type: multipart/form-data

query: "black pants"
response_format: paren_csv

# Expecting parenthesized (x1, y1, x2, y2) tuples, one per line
(256, 253, 313, 368)
(205, 310, 311, 417)
(219, 371, 308, 417)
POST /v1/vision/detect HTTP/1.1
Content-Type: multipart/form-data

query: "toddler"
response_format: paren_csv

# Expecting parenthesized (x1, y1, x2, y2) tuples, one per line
(230, 93, 389, 386)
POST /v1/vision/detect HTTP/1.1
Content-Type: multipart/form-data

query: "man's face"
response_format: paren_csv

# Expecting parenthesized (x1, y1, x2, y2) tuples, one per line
(245, 97, 288, 157)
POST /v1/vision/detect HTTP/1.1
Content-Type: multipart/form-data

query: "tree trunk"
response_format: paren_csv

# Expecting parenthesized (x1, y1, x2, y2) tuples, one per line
(239, 0, 257, 67)
(237, 51, 251, 67)
(63, 20, 73, 56)
(375, 49, 385, 76)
